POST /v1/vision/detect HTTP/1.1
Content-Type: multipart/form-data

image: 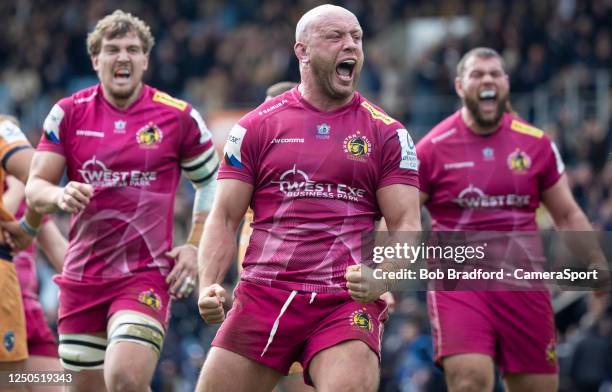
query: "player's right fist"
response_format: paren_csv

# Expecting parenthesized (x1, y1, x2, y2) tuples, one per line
(198, 283, 227, 324)
(56, 181, 93, 213)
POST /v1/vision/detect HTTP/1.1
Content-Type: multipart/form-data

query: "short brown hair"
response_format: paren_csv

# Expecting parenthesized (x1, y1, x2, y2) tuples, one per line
(86, 10, 155, 57)
(266, 82, 298, 99)
(456, 47, 506, 78)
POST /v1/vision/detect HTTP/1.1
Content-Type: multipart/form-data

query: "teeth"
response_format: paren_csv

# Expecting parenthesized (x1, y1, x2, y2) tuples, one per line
(480, 90, 496, 99)
(341, 60, 356, 66)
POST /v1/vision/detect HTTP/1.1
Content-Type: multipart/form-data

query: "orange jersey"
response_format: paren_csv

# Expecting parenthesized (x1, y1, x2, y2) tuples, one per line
(0, 119, 31, 221)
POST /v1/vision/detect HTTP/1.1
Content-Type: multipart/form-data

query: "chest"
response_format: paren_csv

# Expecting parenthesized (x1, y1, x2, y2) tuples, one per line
(257, 115, 380, 194)
(66, 106, 180, 172)
(431, 136, 542, 200)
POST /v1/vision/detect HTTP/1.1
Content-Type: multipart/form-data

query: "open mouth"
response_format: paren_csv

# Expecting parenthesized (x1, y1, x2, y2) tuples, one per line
(335, 59, 356, 82)
(478, 89, 498, 111)
(114, 68, 131, 81)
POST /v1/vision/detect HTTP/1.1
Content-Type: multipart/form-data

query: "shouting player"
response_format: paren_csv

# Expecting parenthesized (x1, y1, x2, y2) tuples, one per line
(25, 10, 218, 392)
(417, 47, 608, 392)
(197, 4, 420, 392)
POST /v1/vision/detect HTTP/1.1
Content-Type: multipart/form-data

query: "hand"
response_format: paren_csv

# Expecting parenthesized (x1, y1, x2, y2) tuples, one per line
(56, 181, 93, 213)
(345, 264, 388, 304)
(379, 291, 396, 314)
(165, 244, 198, 299)
(0, 220, 34, 252)
(198, 283, 227, 324)
(588, 259, 610, 295)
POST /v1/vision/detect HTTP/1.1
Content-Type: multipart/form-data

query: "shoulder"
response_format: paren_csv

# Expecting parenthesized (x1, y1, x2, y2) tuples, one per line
(506, 114, 552, 145)
(417, 111, 461, 151)
(0, 117, 28, 145)
(357, 95, 400, 129)
(147, 86, 192, 113)
(246, 90, 295, 124)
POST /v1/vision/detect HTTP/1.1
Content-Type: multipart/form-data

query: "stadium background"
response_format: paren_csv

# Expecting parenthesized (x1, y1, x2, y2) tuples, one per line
(0, 0, 610, 390)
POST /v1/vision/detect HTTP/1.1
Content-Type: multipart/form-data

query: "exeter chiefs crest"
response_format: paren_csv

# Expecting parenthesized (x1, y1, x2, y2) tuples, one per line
(138, 289, 162, 310)
(343, 132, 372, 162)
(507, 149, 531, 173)
(350, 308, 373, 332)
(136, 122, 163, 148)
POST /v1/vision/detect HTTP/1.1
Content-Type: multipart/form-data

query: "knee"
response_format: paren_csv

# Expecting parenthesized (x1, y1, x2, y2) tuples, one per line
(316, 371, 378, 392)
(446, 367, 492, 392)
(105, 368, 148, 392)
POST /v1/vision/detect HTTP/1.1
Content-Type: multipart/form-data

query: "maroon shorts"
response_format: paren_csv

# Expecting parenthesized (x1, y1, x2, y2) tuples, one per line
(212, 281, 388, 385)
(23, 298, 58, 357)
(55, 270, 171, 334)
(427, 291, 558, 374)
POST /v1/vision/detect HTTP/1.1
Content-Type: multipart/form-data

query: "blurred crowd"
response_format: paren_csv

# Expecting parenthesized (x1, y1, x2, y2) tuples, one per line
(2, 0, 610, 391)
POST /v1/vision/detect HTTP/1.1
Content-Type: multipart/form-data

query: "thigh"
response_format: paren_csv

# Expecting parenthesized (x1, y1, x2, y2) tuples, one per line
(24, 356, 63, 392)
(197, 347, 282, 392)
(308, 340, 379, 392)
(491, 292, 558, 374)
(427, 291, 496, 365)
(0, 261, 27, 363)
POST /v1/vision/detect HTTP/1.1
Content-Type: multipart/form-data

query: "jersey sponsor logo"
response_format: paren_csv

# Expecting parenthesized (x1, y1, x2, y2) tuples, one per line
(74, 90, 97, 104)
(350, 308, 373, 332)
(482, 147, 495, 160)
(114, 120, 127, 133)
(138, 289, 162, 310)
(550, 142, 565, 174)
(3, 331, 15, 352)
(78, 156, 157, 187)
(43, 104, 64, 144)
(0, 120, 27, 144)
(431, 128, 457, 144)
(453, 184, 530, 208)
(190, 108, 212, 144)
(136, 122, 163, 148)
(507, 149, 531, 173)
(224, 124, 247, 168)
(152, 91, 187, 111)
(76, 129, 104, 138)
(444, 161, 474, 170)
(316, 123, 331, 140)
(272, 164, 366, 202)
(360, 101, 395, 125)
(271, 137, 304, 144)
(343, 132, 372, 162)
(510, 120, 543, 138)
(396, 128, 418, 170)
(546, 339, 556, 363)
(258, 99, 288, 116)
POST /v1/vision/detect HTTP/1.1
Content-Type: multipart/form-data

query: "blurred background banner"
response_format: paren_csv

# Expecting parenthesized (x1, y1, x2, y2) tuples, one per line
(3, 0, 609, 391)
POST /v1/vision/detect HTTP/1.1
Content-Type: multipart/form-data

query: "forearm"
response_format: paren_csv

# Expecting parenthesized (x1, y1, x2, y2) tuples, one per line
(555, 208, 606, 267)
(186, 213, 208, 247)
(37, 222, 67, 273)
(198, 214, 238, 287)
(25, 177, 62, 214)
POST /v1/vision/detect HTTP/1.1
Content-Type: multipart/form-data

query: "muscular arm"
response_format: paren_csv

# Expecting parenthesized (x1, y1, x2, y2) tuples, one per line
(541, 174, 606, 269)
(36, 220, 67, 273)
(198, 179, 253, 288)
(25, 151, 66, 214)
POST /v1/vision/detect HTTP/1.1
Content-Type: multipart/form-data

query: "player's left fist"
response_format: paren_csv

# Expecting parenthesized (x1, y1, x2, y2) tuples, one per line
(345, 264, 387, 304)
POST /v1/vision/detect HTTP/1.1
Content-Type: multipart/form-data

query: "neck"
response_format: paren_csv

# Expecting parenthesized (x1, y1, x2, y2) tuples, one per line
(460, 107, 502, 135)
(102, 83, 143, 109)
(298, 77, 354, 112)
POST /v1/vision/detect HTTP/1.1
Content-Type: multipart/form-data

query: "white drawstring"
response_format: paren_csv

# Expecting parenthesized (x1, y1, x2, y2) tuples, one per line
(261, 290, 298, 357)
(309, 292, 317, 304)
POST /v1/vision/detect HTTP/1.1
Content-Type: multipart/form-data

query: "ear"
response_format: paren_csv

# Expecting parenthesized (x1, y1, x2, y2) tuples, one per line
(294, 42, 309, 65)
(142, 54, 149, 72)
(454, 76, 464, 99)
(91, 55, 99, 72)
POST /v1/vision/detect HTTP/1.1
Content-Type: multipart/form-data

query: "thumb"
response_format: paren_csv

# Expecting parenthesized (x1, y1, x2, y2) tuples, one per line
(165, 247, 180, 259)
